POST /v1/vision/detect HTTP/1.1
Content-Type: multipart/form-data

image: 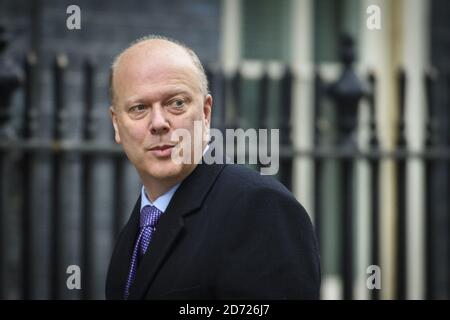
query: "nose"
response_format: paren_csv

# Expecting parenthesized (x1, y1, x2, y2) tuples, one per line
(149, 105, 170, 135)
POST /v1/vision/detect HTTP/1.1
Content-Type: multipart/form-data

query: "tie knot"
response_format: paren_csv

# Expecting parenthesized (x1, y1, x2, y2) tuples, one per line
(140, 205, 162, 228)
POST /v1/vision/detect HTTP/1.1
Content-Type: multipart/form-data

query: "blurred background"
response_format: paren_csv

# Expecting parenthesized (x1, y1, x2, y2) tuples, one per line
(0, 0, 449, 300)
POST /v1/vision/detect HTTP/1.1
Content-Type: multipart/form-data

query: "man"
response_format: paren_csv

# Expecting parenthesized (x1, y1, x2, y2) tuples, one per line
(105, 35, 320, 300)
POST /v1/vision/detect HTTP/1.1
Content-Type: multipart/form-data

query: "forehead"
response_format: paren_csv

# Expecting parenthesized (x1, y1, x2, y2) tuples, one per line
(113, 41, 202, 103)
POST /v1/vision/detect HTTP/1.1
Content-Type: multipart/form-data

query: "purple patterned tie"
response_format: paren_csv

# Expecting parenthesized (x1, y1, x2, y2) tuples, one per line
(123, 205, 163, 299)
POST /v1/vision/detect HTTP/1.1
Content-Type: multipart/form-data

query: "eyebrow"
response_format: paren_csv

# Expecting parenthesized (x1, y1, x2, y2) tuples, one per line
(162, 89, 193, 99)
(124, 88, 194, 106)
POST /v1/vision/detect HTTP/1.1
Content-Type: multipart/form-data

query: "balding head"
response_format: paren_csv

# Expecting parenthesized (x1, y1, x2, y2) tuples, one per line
(109, 35, 208, 106)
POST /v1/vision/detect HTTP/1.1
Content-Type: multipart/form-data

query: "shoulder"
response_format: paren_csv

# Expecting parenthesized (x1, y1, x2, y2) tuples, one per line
(211, 164, 308, 217)
(217, 164, 291, 195)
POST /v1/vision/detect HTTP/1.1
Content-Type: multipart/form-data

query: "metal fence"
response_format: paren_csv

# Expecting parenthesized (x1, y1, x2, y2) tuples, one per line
(1, 33, 450, 299)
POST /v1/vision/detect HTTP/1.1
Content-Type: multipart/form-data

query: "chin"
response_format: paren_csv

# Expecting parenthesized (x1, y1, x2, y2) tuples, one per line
(145, 161, 192, 181)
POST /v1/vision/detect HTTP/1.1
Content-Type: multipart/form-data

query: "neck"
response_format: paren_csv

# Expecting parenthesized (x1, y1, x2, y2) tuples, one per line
(141, 165, 198, 202)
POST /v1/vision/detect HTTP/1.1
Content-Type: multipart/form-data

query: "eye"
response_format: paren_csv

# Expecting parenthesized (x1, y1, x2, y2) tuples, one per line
(129, 104, 146, 113)
(127, 104, 148, 119)
(170, 99, 186, 108)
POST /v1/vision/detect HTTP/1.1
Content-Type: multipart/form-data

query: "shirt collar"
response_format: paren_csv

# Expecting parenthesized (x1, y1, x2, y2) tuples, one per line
(140, 183, 180, 213)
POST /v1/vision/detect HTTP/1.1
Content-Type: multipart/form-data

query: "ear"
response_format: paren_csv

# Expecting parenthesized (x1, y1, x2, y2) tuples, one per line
(203, 94, 212, 128)
(109, 106, 121, 144)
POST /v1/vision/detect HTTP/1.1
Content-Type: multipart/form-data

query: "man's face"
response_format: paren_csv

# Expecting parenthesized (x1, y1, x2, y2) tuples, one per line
(110, 40, 212, 187)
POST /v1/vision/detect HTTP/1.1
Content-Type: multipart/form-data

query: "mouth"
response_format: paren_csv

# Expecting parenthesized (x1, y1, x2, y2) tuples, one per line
(147, 144, 176, 158)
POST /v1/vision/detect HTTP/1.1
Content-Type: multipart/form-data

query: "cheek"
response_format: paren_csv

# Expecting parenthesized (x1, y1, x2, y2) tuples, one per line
(120, 121, 147, 145)
(187, 106, 206, 123)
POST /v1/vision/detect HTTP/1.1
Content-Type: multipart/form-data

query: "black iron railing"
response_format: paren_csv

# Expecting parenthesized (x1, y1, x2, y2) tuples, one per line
(1, 28, 450, 299)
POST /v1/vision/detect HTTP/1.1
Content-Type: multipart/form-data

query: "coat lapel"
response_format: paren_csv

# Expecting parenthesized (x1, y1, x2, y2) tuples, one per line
(127, 162, 226, 299)
(105, 197, 140, 299)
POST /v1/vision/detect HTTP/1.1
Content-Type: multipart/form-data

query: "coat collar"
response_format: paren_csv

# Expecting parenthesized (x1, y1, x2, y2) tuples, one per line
(106, 161, 226, 299)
